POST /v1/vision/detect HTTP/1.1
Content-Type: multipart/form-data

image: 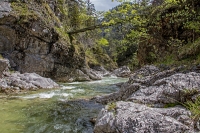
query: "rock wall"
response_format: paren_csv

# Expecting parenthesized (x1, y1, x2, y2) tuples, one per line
(0, 58, 10, 78)
(0, 0, 93, 82)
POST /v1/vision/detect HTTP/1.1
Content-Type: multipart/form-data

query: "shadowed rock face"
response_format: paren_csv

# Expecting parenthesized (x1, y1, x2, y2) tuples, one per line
(0, 0, 94, 82)
(0, 59, 10, 78)
(93, 65, 200, 133)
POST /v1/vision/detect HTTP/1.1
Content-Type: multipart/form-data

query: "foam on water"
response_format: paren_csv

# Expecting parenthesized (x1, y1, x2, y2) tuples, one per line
(70, 89, 85, 93)
(110, 75, 117, 78)
(68, 82, 81, 85)
(88, 77, 118, 84)
(22, 92, 73, 99)
(22, 92, 56, 99)
(61, 93, 73, 97)
(61, 86, 76, 90)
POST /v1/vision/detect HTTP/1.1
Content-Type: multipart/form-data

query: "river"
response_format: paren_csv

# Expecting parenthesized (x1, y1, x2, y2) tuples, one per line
(0, 77, 128, 133)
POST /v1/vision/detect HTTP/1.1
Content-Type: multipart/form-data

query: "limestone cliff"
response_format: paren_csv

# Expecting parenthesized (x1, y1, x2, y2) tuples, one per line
(0, 0, 95, 82)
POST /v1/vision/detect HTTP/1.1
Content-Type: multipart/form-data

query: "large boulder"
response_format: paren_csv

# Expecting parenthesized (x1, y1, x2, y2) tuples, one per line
(112, 66, 131, 77)
(91, 66, 111, 77)
(128, 72, 200, 105)
(93, 65, 200, 132)
(93, 66, 200, 105)
(0, 72, 59, 92)
(94, 102, 194, 133)
(0, 58, 59, 93)
(131, 65, 160, 78)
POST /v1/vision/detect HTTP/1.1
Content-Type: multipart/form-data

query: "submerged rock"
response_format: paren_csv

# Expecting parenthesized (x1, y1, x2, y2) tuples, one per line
(94, 102, 193, 133)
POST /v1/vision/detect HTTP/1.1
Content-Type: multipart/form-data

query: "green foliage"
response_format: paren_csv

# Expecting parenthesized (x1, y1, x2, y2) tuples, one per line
(185, 21, 200, 33)
(146, 52, 157, 63)
(85, 49, 100, 67)
(107, 102, 117, 111)
(97, 38, 109, 46)
(85, 45, 117, 70)
(55, 27, 70, 42)
(157, 55, 176, 65)
(178, 38, 200, 61)
(101, 1, 150, 69)
(185, 95, 200, 122)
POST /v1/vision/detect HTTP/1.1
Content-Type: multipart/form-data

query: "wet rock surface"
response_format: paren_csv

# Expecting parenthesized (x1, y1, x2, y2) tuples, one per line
(94, 65, 200, 133)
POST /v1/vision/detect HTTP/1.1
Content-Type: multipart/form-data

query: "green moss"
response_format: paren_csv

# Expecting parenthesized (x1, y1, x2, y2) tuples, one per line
(55, 27, 70, 42)
(85, 49, 100, 67)
(42, 3, 61, 26)
(164, 103, 179, 108)
(85, 47, 117, 70)
(11, 2, 38, 23)
(0, 54, 3, 59)
(107, 102, 116, 111)
(57, 0, 68, 16)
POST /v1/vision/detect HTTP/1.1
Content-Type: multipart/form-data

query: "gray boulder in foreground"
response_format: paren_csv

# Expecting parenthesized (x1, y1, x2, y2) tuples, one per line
(94, 65, 200, 133)
(94, 101, 193, 133)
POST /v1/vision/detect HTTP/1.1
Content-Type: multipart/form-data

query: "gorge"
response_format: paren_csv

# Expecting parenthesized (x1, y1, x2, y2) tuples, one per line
(0, 0, 200, 133)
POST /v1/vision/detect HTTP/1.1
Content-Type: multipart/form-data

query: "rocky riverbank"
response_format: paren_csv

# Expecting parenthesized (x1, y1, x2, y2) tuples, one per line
(93, 65, 200, 133)
(0, 58, 59, 94)
(0, 56, 131, 94)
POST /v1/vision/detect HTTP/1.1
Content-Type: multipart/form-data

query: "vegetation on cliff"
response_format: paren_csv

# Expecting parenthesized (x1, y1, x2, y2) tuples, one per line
(5, 0, 200, 72)
(101, 0, 200, 69)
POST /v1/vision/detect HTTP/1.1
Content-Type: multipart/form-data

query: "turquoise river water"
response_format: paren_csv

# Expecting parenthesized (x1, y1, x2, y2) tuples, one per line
(0, 77, 128, 133)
